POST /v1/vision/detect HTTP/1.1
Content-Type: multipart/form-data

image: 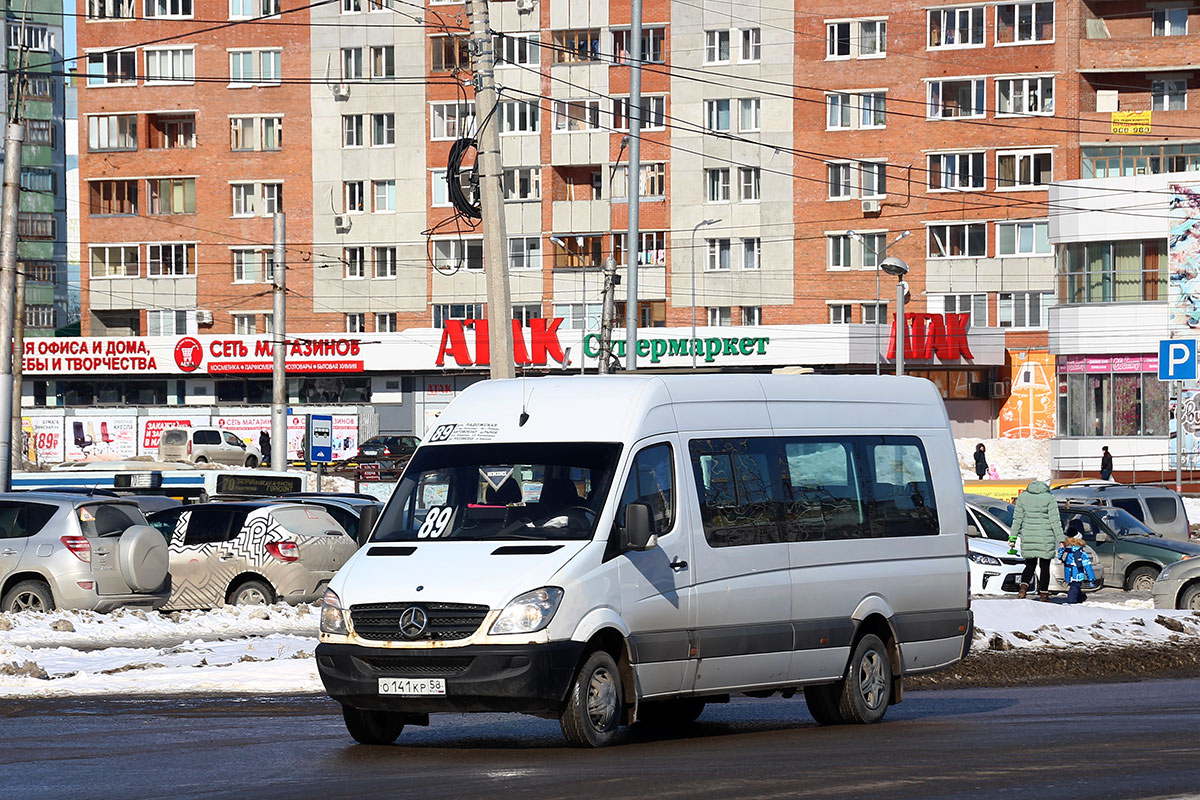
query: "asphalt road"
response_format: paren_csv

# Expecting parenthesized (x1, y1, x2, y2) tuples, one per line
(5, 679, 1200, 800)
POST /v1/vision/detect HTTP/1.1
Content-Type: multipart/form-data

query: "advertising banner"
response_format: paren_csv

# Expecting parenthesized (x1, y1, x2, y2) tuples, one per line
(1171, 389, 1200, 470)
(1168, 183, 1200, 336)
(332, 415, 358, 461)
(23, 416, 64, 465)
(999, 350, 1056, 439)
(64, 417, 137, 462)
(216, 415, 305, 460)
(138, 416, 211, 457)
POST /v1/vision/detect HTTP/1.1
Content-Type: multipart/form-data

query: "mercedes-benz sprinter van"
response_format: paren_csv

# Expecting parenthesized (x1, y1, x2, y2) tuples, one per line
(316, 375, 972, 747)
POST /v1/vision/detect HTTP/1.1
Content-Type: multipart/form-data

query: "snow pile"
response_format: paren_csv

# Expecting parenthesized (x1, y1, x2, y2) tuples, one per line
(2, 598, 1200, 697)
(956, 437, 1052, 483)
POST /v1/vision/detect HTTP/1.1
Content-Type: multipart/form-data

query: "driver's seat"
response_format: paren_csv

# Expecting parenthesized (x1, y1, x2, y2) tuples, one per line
(536, 477, 581, 517)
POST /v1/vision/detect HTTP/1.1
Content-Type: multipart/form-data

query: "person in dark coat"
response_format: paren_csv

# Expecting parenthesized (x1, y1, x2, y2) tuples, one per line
(1010, 480, 1064, 601)
(259, 430, 270, 467)
(974, 443, 988, 480)
(1100, 446, 1113, 481)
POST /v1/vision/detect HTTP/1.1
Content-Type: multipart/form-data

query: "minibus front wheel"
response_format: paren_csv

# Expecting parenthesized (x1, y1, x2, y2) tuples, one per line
(560, 650, 623, 747)
(342, 706, 406, 746)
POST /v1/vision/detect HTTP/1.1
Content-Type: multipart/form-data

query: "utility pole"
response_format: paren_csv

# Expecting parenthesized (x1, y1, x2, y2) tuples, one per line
(271, 213, 286, 471)
(0, 121, 24, 490)
(464, 0, 514, 380)
(598, 257, 618, 374)
(12, 268, 23, 464)
(624, 0, 644, 371)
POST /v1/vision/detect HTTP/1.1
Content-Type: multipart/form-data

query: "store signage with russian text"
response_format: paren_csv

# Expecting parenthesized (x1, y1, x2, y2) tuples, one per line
(582, 332, 770, 364)
(885, 313, 974, 361)
(435, 319, 567, 367)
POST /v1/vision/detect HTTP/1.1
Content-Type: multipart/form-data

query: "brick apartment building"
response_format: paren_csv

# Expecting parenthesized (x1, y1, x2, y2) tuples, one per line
(49, 0, 1199, 443)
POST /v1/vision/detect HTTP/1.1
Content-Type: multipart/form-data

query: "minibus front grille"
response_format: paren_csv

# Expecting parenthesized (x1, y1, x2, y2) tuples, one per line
(354, 654, 474, 676)
(350, 602, 490, 641)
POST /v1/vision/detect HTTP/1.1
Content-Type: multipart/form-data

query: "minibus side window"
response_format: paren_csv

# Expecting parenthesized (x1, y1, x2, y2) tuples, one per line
(864, 437, 939, 537)
(780, 438, 867, 541)
(689, 438, 783, 547)
(616, 443, 675, 536)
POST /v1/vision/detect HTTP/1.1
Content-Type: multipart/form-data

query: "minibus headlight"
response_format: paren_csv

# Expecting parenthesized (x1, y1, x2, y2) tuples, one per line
(320, 588, 349, 635)
(489, 587, 564, 635)
(967, 552, 1002, 566)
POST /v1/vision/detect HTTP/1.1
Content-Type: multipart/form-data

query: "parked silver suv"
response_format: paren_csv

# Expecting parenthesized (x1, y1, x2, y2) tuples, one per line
(0, 493, 171, 613)
(158, 427, 262, 468)
(1052, 482, 1190, 540)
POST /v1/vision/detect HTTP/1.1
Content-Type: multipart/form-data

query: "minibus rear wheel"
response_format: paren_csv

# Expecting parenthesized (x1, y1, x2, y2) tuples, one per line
(560, 650, 623, 747)
(837, 634, 892, 724)
(342, 706, 405, 745)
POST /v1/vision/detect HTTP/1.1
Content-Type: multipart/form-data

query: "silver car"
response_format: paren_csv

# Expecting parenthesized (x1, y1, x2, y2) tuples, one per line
(158, 427, 262, 468)
(0, 493, 171, 613)
(1151, 558, 1200, 609)
(148, 501, 357, 610)
(1051, 483, 1190, 541)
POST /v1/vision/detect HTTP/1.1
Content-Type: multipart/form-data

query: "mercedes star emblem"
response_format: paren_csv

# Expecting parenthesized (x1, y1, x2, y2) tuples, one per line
(398, 606, 429, 640)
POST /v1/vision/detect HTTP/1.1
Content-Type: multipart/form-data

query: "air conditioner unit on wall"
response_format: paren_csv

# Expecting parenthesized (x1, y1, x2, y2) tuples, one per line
(195, 310, 214, 325)
(861, 199, 881, 214)
(991, 381, 1009, 399)
(333, 214, 352, 233)
(514, 0, 534, 12)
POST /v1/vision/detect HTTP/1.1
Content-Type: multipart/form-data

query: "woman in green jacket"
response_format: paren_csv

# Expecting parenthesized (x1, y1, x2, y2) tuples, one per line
(1008, 480, 1064, 601)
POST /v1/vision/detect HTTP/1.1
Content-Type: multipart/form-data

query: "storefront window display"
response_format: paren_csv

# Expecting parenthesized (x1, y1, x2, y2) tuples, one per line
(1056, 355, 1166, 437)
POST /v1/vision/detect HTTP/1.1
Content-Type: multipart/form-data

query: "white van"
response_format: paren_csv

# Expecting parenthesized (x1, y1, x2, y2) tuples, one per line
(316, 375, 972, 747)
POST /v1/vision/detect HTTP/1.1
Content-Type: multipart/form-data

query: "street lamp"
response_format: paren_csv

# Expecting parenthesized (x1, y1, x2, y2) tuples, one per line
(848, 230, 910, 375)
(690, 217, 722, 369)
(880, 256, 910, 377)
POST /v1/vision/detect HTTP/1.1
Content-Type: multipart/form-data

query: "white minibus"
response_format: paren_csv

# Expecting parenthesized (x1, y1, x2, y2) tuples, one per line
(316, 375, 972, 747)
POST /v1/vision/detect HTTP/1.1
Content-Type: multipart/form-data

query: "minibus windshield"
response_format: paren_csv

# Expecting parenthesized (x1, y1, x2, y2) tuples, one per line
(373, 442, 622, 542)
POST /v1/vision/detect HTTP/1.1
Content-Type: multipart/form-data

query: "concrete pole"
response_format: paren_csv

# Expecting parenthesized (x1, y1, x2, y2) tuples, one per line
(0, 123, 24, 490)
(895, 278, 906, 377)
(271, 213, 287, 470)
(624, 0, 644, 370)
(12, 268, 23, 464)
(598, 257, 617, 374)
(465, 0, 514, 380)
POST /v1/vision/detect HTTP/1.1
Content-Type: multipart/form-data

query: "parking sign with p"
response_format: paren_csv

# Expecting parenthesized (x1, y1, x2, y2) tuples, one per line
(1159, 339, 1198, 382)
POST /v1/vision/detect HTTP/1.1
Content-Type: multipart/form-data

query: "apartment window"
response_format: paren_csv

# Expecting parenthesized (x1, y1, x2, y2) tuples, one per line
(939, 293, 988, 326)
(371, 45, 395, 79)
(499, 101, 540, 134)
(707, 307, 732, 326)
(261, 117, 282, 150)
(612, 231, 667, 267)
(342, 47, 363, 79)
(23, 262, 55, 283)
(613, 163, 667, 199)
(998, 291, 1051, 328)
(431, 170, 450, 207)
(147, 178, 196, 215)
(147, 310, 193, 336)
(862, 302, 887, 325)
(374, 246, 397, 278)
(260, 50, 281, 83)
(739, 98, 761, 132)
(431, 36, 468, 72)
(232, 183, 256, 217)
(829, 303, 852, 324)
(928, 6, 984, 48)
(88, 114, 137, 152)
(1153, 79, 1187, 111)
(433, 239, 484, 271)
(740, 28, 761, 61)
(706, 238, 732, 271)
(344, 247, 366, 279)
(613, 96, 666, 131)
(376, 313, 397, 333)
(553, 99, 602, 132)
(261, 183, 283, 215)
(502, 167, 541, 202)
(86, 51, 136, 87)
(741, 238, 760, 270)
(148, 114, 196, 149)
(147, 243, 196, 277)
(826, 19, 886, 59)
(612, 27, 666, 63)
(553, 29, 601, 63)
(27, 120, 55, 146)
(372, 180, 396, 212)
(17, 213, 53, 239)
(495, 33, 539, 66)
(997, 2, 1054, 44)
(512, 304, 543, 325)
(928, 223, 987, 258)
(997, 150, 1051, 188)
(341, 0, 360, 11)
(705, 30, 731, 64)
(706, 168, 731, 202)
(372, 113, 395, 146)
(430, 102, 476, 140)
(549, 235, 603, 268)
(741, 306, 762, 326)
(344, 181, 365, 213)
(145, 48, 194, 84)
(7, 24, 52, 51)
(91, 246, 139, 278)
(230, 0, 279, 17)
(434, 303, 485, 328)
(929, 152, 985, 190)
(234, 314, 257, 335)
(997, 76, 1054, 116)
(144, 0, 191, 17)
(828, 234, 852, 268)
(20, 168, 53, 193)
(25, 306, 54, 329)
(827, 91, 886, 130)
(232, 249, 272, 282)
(996, 220, 1050, 256)
(1153, 6, 1188, 36)
(508, 237, 542, 271)
(89, 180, 137, 215)
(928, 78, 986, 118)
(87, 0, 135, 20)
(739, 167, 760, 202)
(828, 162, 851, 199)
(704, 99, 731, 132)
(344, 314, 365, 333)
(552, 302, 602, 330)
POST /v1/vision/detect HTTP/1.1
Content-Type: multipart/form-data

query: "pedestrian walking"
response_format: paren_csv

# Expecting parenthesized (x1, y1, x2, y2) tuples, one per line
(1057, 520, 1096, 604)
(1009, 479, 1064, 602)
(1100, 446, 1113, 481)
(259, 430, 270, 467)
(974, 443, 988, 480)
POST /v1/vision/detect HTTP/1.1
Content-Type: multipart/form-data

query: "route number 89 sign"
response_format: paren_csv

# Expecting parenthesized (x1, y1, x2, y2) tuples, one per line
(417, 506, 453, 538)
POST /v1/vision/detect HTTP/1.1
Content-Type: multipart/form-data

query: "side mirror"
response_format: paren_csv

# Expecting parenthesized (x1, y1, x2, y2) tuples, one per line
(620, 502, 657, 552)
(357, 505, 380, 547)
(966, 524, 981, 538)
(1094, 531, 1109, 544)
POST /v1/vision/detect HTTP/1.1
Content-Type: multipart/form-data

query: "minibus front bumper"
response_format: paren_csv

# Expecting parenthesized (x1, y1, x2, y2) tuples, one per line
(316, 641, 587, 714)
